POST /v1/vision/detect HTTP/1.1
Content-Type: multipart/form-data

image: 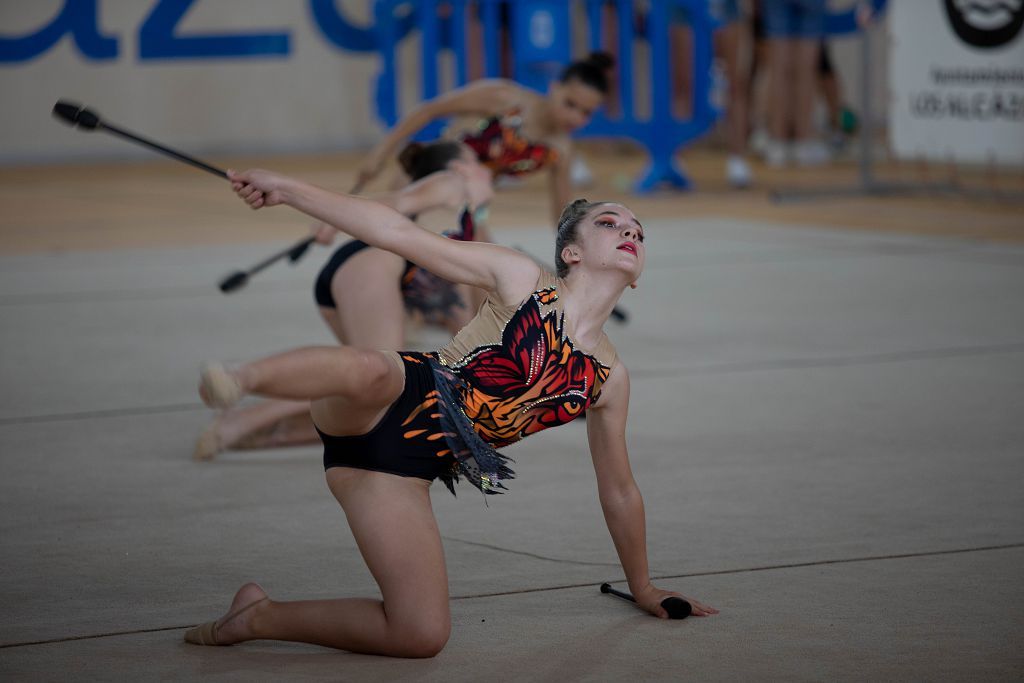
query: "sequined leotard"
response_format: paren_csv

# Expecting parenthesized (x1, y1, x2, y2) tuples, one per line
(460, 112, 559, 177)
(319, 270, 617, 496)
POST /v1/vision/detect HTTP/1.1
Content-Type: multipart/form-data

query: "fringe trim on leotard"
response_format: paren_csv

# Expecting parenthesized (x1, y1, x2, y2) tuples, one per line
(399, 208, 476, 324)
(428, 356, 516, 496)
(401, 267, 464, 325)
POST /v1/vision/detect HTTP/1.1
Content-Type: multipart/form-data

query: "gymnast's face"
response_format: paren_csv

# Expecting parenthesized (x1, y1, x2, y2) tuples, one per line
(570, 204, 645, 281)
(548, 79, 605, 132)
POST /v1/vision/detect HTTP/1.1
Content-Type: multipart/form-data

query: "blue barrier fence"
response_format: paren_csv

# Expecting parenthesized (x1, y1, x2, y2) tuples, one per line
(370, 0, 887, 192)
(373, 0, 719, 191)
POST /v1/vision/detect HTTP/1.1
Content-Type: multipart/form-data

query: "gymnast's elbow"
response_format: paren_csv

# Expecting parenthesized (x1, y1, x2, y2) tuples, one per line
(373, 214, 423, 250)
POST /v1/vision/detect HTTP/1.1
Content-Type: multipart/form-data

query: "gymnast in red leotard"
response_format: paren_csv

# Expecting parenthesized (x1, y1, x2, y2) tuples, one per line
(356, 52, 615, 224)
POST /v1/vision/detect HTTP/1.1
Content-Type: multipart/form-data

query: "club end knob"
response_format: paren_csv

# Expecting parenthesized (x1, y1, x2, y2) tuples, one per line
(52, 100, 82, 125)
(218, 272, 248, 293)
(599, 583, 612, 594)
(52, 100, 101, 130)
(661, 597, 692, 620)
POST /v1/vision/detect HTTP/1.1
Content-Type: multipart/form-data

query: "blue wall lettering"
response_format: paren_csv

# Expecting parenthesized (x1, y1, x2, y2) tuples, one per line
(0, 0, 117, 63)
(138, 0, 289, 60)
(310, 0, 415, 53)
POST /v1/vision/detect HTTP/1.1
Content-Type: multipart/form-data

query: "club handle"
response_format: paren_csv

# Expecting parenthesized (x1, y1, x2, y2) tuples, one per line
(100, 121, 228, 179)
(247, 237, 315, 276)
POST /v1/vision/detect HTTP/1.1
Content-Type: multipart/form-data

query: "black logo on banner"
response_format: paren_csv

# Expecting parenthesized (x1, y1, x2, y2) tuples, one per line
(944, 0, 1024, 49)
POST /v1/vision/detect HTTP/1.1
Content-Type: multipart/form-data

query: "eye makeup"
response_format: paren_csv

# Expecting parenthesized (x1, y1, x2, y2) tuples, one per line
(594, 212, 645, 242)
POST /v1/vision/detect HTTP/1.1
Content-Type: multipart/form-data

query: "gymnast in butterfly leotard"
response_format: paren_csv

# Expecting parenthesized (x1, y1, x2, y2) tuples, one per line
(183, 167, 718, 655)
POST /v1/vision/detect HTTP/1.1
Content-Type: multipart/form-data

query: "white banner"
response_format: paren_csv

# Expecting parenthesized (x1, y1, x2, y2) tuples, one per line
(888, 1, 1024, 166)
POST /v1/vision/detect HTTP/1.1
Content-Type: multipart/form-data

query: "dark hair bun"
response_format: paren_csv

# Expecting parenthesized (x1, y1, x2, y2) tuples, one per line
(397, 142, 424, 178)
(560, 52, 615, 93)
(397, 140, 465, 180)
(585, 51, 615, 72)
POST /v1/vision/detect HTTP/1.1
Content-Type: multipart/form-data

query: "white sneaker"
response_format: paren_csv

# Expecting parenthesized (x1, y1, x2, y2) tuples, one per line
(793, 139, 830, 166)
(570, 156, 594, 188)
(763, 139, 790, 167)
(726, 155, 752, 188)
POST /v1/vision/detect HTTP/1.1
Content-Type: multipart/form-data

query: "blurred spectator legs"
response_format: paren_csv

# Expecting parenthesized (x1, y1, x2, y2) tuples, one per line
(761, 0, 829, 166)
(716, 12, 753, 187)
(670, 1, 754, 187)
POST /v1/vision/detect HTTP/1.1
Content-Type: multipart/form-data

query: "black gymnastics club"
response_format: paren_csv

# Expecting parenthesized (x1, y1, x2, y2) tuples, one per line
(52, 100, 227, 179)
(50, 100, 317, 293)
(217, 237, 315, 293)
(600, 583, 692, 619)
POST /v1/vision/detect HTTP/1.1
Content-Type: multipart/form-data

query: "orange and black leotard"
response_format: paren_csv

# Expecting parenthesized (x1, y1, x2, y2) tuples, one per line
(320, 270, 617, 496)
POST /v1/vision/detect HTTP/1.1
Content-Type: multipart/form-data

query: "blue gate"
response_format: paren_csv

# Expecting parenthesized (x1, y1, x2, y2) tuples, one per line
(372, 0, 719, 192)
(368, 0, 885, 192)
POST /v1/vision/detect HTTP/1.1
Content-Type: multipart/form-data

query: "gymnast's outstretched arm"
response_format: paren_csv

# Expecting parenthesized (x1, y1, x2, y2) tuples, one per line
(229, 169, 535, 304)
(357, 79, 521, 188)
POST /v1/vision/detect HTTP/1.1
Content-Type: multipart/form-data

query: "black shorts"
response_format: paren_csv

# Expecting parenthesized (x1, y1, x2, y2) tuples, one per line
(318, 352, 457, 482)
(314, 239, 466, 323)
(314, 240, 415, 309)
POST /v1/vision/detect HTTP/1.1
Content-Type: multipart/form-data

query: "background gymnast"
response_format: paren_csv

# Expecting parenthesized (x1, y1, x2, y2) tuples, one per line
(355, 52, 615, 223)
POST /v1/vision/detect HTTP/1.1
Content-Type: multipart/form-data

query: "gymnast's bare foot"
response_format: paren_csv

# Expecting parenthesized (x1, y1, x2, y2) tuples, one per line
(185, 582, 268, 646)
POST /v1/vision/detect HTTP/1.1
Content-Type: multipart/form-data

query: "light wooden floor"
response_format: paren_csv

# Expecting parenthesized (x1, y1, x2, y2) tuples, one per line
(1, 145, 1021, 253)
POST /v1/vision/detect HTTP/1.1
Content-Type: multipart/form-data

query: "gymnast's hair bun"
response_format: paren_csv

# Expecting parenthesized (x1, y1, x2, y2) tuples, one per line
(584, 51, 615, 72)
(398, 140, 465, 180)
(397, 142, 424, 178)
(560, 51, 616, 92)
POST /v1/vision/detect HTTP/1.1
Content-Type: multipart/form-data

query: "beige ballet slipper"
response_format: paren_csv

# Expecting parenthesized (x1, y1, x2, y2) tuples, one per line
(199, 362, 243, 410)
(192, 418, 224, 461)
(183, 596, 268, 646)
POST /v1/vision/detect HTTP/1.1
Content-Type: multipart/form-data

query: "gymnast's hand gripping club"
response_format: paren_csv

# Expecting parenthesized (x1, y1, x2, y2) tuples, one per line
(600, 582, 692, 619)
